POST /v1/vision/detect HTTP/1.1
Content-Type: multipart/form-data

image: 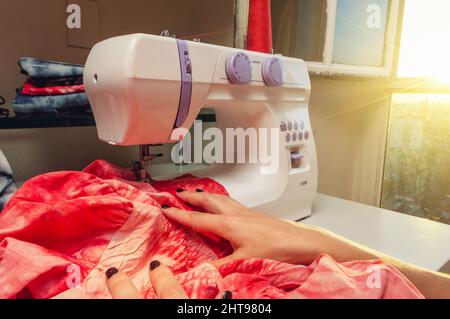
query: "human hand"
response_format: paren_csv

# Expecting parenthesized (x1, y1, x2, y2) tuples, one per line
(163, 191, 450, 300)
(105, 260, 233, 299)
(162, 190, 328, 267)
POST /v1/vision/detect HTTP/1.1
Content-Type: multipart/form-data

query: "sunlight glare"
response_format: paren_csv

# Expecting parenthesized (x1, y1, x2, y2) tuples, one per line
(397, 0, 450, 83)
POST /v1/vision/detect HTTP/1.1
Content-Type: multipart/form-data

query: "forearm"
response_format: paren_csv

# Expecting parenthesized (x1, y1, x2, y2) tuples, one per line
(311, 227, 450, 299)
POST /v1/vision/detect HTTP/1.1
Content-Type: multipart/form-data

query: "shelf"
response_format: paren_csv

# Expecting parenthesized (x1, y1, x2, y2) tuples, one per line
(0, 114, 96, 129)
(0, 113, 216, 130)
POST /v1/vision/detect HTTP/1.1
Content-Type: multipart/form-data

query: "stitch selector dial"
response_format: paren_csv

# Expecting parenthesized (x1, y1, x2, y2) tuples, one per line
(262, 57, 284, 87)
(226, 52, 252, 85)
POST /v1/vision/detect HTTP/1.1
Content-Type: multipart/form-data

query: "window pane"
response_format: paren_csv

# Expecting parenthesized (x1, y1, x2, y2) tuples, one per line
(397, 0, 450, 80)
(381, 94, 450, 225)
(272, 0, 327, 62)
(333, 0, 389, 66)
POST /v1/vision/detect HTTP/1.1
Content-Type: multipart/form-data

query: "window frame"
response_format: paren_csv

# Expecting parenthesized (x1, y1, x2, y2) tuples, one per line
(235, 0, 402, 78)
(309, 0, 401, 77)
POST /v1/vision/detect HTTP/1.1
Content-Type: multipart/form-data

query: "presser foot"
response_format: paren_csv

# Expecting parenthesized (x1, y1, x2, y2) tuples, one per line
(132, 144, 163, 183)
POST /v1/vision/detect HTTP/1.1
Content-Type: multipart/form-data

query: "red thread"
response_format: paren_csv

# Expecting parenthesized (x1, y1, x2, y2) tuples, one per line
(246, 0, 273, 53)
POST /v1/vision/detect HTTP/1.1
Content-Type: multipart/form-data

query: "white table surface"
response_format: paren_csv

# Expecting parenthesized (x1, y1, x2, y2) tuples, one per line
(304, 194, 450, 272)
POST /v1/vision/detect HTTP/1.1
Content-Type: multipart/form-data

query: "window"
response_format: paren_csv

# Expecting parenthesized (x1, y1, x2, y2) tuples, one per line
(381, 94, 450, 224)
(235, 0, 401, 76)
(272, 0, 327, 62)
(382, 0, 450, 225)
(333, 0, 389, 66)
(397, 0, 450, 82)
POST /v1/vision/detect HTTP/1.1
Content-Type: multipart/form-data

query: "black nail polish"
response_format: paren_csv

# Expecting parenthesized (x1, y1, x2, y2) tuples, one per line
(222, 291, 233, 299)
(106, 267, 119, 279)
(196, 189, 204, 193)
(162, 205, 170, 209)
(176, 188, 185, 193)
(150, 260, 161, 271)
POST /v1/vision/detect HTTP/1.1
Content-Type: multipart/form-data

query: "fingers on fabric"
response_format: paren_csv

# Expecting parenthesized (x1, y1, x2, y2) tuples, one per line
(215, 290, 233, 299)
(149, 260, 188, 299)
(162, 207, 230, 239)
(176, 191, 248, 215)
(105, 267, 141, 299)
(175, 191, 231, 215)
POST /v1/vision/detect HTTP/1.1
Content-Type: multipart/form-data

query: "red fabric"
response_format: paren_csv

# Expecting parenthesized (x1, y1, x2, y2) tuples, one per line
(83, 160, 136, 181)
(246, 0, 273, 53)
(21, 81, 85, 96)
(0, 161, 423, 299)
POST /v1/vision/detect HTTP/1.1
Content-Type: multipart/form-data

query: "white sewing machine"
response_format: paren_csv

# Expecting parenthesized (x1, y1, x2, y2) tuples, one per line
(84, 34, 317, 221)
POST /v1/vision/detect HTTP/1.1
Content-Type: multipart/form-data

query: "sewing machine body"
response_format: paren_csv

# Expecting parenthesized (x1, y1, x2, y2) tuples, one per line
(84, 34, 317, 220)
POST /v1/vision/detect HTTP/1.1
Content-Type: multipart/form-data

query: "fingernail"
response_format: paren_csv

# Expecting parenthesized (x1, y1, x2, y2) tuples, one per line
(150, 260, 161, 271)
(222, 290, 233, 299)
(196, 189, 204, 193)
(176, 188, 185, 193)
(162, 205, 170, 209)
(105, 267, 119, 279)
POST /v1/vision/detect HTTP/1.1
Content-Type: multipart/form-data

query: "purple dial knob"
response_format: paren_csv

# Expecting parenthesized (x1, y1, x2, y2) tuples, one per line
(226, 52, 252, 85)
(262, 57, 284, 87)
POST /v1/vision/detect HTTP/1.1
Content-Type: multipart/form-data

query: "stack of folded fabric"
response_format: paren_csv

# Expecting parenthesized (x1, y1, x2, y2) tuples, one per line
(13, 57, 91, 114)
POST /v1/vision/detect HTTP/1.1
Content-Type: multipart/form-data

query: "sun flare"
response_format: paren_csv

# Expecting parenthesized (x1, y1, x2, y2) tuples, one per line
(397, 0, 450, 83)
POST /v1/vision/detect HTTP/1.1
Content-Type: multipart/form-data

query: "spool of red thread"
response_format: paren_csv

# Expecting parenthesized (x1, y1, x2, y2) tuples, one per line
(246, 0, 273, 53)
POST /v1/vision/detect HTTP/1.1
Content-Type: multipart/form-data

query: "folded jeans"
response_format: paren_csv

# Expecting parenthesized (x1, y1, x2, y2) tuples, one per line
(18, 57, 84, 80)
(13, 92, 91, 114)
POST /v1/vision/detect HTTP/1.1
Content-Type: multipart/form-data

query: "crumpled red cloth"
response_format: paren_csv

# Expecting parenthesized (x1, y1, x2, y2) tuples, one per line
(0, 160, 423, 299)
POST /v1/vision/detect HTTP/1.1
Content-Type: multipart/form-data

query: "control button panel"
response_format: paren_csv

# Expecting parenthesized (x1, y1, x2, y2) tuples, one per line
(280, 119, 310, 146)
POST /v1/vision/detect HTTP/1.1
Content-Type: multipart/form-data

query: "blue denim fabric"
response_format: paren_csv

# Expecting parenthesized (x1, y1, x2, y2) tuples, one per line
(28, 77, 84, 87)
(19, 57, 84, 80)
(0, 150, 16, 212)
(13, 92, 91, 114)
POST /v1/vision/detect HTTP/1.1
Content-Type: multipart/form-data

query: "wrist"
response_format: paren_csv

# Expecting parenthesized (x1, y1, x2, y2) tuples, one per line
(313, 227, 379, 262)
(287, 225, 331, 265)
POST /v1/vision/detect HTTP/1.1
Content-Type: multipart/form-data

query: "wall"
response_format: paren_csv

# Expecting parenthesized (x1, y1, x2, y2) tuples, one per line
(309, 77, 391, 206)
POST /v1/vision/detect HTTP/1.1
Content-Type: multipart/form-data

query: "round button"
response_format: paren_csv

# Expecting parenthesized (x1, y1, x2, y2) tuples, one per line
(286, 133, 291, 143)
(226, 52, 252, 85)
(298, 132, 303, 141)
(304, 131, 310, 140)
(292, 133, 298, 142)
(288, 121, 293, 131)
(300, 121, 305, 130)
(294, 121, 299, 130)
(262, 57, 284, 87)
